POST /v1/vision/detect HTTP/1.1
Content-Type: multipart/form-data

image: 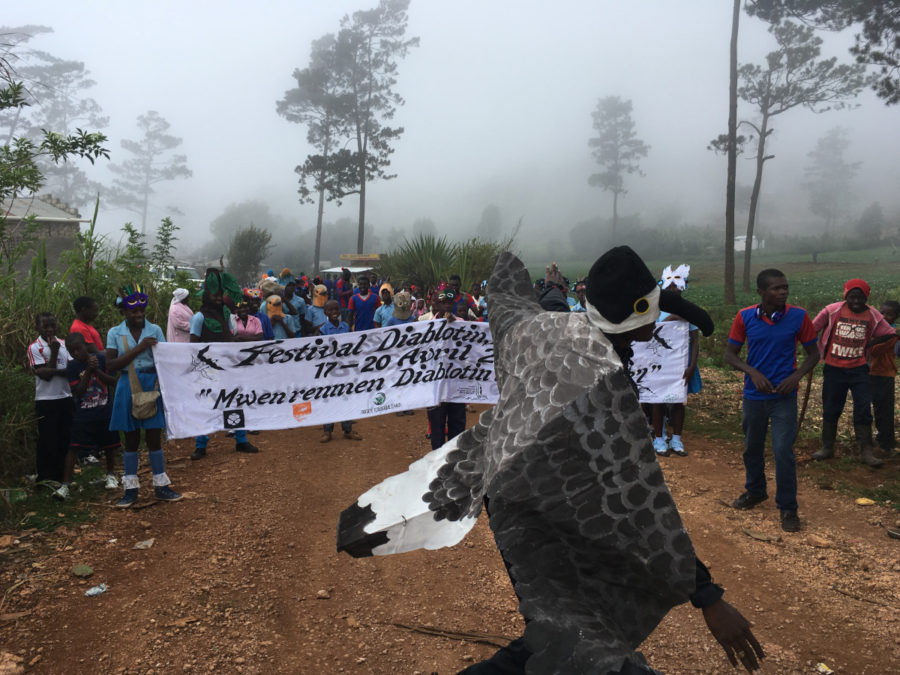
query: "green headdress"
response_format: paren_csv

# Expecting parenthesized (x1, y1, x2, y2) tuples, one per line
(201, 269, 244, 305)
(200, 269, 243, 335)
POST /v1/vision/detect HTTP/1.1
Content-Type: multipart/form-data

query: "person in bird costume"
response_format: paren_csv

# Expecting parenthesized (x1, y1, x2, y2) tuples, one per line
(337, 247, 764, 674)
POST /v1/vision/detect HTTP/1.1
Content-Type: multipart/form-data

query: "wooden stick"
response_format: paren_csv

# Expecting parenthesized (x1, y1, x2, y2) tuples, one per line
(0, 610, 31, 622)
(795, 369, 814, 443)
(0, 580, 27, 613)
(830, 584, 889, 608)
(391, 622, 513, 648)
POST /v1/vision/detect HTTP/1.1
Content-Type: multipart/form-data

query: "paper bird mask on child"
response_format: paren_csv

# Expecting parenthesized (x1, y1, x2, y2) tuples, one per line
(312, 284, 328, 308)
(660, 264, 690, 291)
(266, 295, 284, 320)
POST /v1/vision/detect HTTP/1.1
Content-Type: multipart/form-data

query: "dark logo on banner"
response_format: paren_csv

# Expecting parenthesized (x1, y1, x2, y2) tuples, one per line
(197, 345, 225, 370)
(223, 409, 245, 429)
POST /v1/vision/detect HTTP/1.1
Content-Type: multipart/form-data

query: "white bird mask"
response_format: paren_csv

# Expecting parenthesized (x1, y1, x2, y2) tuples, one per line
(660, 264, 690, 291)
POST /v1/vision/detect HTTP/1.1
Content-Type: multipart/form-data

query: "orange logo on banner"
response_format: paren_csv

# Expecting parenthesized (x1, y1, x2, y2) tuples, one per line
(293, 402, 312, 419)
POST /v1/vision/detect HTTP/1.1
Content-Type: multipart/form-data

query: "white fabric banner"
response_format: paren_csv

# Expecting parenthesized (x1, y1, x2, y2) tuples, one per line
(629, 322, 689, 404)
(154, 320, 498, 438)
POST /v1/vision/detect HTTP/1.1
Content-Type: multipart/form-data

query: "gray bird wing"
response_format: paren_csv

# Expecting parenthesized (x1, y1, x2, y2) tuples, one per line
(484, 316, 696, 672)
(421, 405, 493, 521)
(485, 251, 542, 348)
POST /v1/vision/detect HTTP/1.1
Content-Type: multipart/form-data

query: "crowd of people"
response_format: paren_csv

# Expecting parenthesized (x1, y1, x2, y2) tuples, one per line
(26, 261, 900, 532)
(26, 265, 493, 505)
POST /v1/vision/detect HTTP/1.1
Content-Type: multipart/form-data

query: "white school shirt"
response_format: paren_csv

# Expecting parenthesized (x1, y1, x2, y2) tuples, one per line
(27, 337, 72, 400)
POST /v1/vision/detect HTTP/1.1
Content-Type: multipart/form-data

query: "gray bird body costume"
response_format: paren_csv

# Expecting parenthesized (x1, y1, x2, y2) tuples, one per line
(338, 252, 698, 673)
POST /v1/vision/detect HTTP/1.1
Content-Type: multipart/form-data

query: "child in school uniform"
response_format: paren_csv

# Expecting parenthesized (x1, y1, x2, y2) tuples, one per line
(246, 289, 275, 339)
(232, 298, 264, 340)
(385, 291, 415, 327)
(319, 300, 363, 442)
(307, 284, 329, 334)
(418, 288, 468, 448)
(413, 297, 427, 319)
(105, 284, 182, 507)
(27, 312, 73, 488)
(387, 292, 417, 416)
(373, 283, 395, 327)
(191, 270, 260, 458)
(348, 276, 380, 331)
(56, 332, 121, 499)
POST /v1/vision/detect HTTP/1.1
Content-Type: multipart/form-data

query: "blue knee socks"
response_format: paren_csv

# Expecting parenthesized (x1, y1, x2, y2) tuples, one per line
(123, 451, 139, 476)
(148, 449, 165, 476)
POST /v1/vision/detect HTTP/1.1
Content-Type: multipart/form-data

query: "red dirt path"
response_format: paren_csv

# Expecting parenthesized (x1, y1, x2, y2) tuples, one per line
(1, 408, 898, 674)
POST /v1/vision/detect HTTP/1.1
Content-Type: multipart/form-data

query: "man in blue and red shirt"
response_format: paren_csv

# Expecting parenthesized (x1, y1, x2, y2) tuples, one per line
(724, 268, 818, 533)
(348, 274, 380, 331)
(448, 274, 482, 319)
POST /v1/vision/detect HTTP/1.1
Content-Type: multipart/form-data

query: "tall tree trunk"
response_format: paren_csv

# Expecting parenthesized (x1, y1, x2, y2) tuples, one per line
(140, 180, 149, 235)
(313, 138, 334, 273)
(357, 158, 366, 254)
(743, 117, 770, 293)
(314, 183, 325, 273)
(612, 191, 619, 236)
(724, 0, 740, 304)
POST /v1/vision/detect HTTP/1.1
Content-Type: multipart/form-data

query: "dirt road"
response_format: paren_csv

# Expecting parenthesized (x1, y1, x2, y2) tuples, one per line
(1, 408, 898, 674)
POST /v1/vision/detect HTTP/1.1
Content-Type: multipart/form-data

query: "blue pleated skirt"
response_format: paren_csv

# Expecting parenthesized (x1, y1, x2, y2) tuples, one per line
(687, 367, 703, 395)
(109, 372, 165, 432)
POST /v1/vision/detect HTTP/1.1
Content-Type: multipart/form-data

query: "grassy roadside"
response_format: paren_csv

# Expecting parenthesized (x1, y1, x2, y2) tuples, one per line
(0, 464, 109, 533)
(688, 364, 900, 512)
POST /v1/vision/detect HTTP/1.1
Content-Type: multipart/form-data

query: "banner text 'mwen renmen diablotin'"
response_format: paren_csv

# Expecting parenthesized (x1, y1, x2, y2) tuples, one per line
(212, 378, 385, 409)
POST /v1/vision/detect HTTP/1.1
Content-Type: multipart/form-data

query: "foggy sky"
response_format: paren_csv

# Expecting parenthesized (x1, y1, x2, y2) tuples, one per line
(4, 0, 898, 255)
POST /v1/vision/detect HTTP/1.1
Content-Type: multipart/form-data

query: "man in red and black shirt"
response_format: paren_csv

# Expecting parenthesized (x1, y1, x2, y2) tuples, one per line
(811, 278, 896, 467)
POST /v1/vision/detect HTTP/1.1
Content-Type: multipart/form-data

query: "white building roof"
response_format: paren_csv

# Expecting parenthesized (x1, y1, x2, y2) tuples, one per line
(1, 194, 89, 222)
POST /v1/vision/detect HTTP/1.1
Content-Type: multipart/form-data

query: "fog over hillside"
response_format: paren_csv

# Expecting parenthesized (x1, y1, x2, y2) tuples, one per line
(4, 0, 898, 265)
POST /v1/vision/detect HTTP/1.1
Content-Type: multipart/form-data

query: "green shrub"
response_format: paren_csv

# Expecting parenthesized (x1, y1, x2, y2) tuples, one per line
(377, 233, 456, 289)
(378, 232, 517, 291)
(0, 364, 39, 486)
